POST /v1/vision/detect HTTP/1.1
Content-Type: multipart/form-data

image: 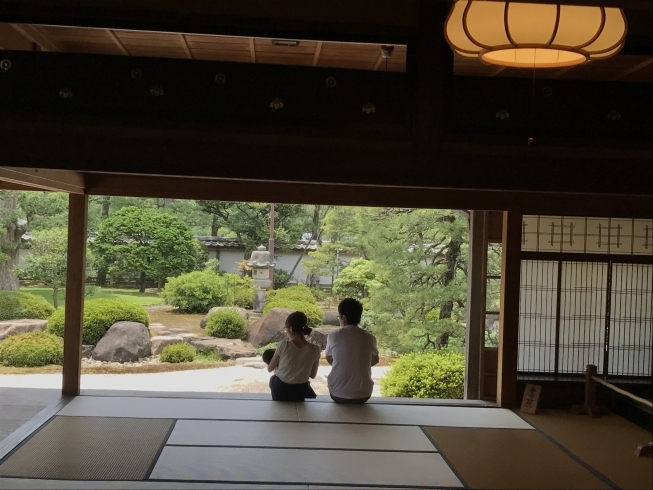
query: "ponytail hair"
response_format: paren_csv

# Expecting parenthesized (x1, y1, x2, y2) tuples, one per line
(286, 311, 311, 337)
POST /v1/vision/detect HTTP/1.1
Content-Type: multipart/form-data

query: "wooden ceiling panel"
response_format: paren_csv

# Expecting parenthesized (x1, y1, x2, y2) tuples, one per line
(193, 52, 251, 62)
(185, 35, 250, 45)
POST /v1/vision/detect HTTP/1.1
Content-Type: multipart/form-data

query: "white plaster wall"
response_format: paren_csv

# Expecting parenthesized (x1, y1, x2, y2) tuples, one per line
(275, 252, 358, 286)
(218, 250, 246, 274)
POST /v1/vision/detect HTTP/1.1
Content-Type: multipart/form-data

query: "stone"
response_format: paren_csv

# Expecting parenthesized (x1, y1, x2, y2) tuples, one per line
(153, 330, 172, 336)
(308, 326, 339, 350)
(150, 336, 184, 355)
(149, 323, 168, 331)
(0, 319, 47, 341)
(200, 307, 249, 329)
(189, 338, 256, 360)
(168, 328, 190, 334)
(235, 356, 262, 365)
(323, 310, 341, 326)
(92, 321, 152, 362)
(246, 308, 294, 347)
(81, 345, 95, 359)
(178, 333, 200, 343)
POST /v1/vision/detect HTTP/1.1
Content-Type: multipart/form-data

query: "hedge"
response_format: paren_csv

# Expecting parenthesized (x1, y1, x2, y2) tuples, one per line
(0, 291, 55, 321)
(266, 284, 316, 305)
(162, 270, 256, 313)
(380, 350, 465, 399)
(160, 343, 196, 363)
(205, 309, 247, 339)
(46, 298, 149, 345)
(262, 299, 324, 327)
(0, 331, 64, 367)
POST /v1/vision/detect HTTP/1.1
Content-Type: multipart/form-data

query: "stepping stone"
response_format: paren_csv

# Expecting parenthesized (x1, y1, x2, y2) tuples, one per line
(169, 328, 190, 334)
(149, 324, 167, 330)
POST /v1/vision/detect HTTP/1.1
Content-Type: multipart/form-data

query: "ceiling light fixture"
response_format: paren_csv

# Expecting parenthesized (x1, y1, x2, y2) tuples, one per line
(444, 0, 627, 68)
(272, 39, 300, 47)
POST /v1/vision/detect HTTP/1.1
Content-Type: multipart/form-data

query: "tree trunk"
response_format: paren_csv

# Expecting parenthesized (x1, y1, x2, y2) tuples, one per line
(101, 196, 111, 218)
(157, 275, 164, 292)
(211, 214, 219, 236)
(436, 237, 463, 348)
(139, 271, 146, 293)
(53, 287, 59, 309)
(0, 191, 25, 291)
(96, 268, 107, 286)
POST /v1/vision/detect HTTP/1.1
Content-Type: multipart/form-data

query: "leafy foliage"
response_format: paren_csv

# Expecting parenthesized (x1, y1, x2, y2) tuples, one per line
(0, 291, 55, 321)
(161, 270, 256, 313)
(16, 228, 68, 308)
(92, 206, 203, 292)
(46, 298, 149, 345)
(380, 350, 465, 399)
(263, 299, 324, 327)
(266, 284, 316, 304)
(255, 342, 278, 356)
(205, 309, 248, 339)
(273, 269, 294, 289)
(333, 258, 384, 298)
(0, 331, 64, 367)
(160, 343, 196, 363)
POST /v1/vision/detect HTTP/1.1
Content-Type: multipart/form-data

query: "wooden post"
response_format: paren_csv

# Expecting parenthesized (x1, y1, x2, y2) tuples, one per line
(62, 193, 88, 396)
(497, 210, 522, 408)
(571, 364, 608, 417)
(465, 211, 486, 400)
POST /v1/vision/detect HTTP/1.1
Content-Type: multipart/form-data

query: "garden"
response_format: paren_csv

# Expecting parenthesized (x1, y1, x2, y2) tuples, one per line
(0, 191, 470, 399)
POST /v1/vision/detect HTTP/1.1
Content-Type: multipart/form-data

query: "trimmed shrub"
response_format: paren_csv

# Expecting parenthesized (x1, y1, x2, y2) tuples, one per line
(266, 284, 316, 305)
(380, 350, 465, 399)
(205, 309, 248, 339)
(46, 298, 149, 345)
(0, 331, 64, 367)
(0, 291, 55, 321)
(262, 299, 324, 327)
(162, 270, 256, 313)
(160, 343, 196, 363)
(255, 342, 278, 356)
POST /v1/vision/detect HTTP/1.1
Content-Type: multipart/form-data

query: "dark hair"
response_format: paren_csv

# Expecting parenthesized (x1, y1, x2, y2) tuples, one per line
(262, 349, 275, 365)
(286, 311, 312, 336)
(338, 298, 363, 325)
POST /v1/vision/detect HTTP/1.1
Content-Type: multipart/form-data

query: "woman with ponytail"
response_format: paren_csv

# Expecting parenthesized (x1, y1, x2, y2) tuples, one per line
(266, 311, 321, 401)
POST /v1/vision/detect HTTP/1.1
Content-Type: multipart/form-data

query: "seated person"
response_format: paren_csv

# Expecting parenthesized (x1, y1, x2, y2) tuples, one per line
(325, 298, 379, 404)
(266, 311, 320, 401)
(262, 348, 275, 365)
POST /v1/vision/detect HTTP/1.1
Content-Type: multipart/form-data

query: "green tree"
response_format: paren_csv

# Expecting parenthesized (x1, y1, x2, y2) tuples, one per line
(333, 258, 384, 298)
(17, 228, 68, 308)
(92, 206, 203, 292)
(1, 191, 68, 290)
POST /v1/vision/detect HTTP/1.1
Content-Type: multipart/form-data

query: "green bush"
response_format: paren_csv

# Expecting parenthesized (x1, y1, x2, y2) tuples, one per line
(46, 298, 149, 345)
(266, 284, 316, 305)
(309, 287, 327, 302)
(0, 291, 55, 321)
(262, 299, 324, 327)
(162, 270, 256, 313)
(160, 343, 196, 363)
(255, 342, 278, 356)
(205, 309, 248, 339)
(0, 331, 64, 367)
(380, 350, 465, 399)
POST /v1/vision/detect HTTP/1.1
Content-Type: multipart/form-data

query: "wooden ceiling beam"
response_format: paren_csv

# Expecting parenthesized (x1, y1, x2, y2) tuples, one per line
(178, 33, 193, 59)
(0, 167, 84, 194)
(611, 57, 653, 80)
(248, 38, 256, 63)
(10, 24, 59, 52)
(373, 51, 384, 70)
(312, 41, 322, 67)
(106, 29, 129, 55)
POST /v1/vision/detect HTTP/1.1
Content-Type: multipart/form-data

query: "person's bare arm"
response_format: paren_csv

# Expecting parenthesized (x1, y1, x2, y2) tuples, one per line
(310, 359, 319, 379)
(325, 355, 333, 365)
(267, 351, 280, 372)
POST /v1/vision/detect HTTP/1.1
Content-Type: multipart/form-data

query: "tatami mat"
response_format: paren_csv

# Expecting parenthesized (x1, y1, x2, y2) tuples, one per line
(423, 426, 610, 489)
(520, 410, 653, 490)
(0, 479, 306, 489)
(0, 417, 173, 481)
(58, 396, 299, 421)
(168, 420, 436, 451)
(297, 402, 533, 428)
(149, 446, 463, 488)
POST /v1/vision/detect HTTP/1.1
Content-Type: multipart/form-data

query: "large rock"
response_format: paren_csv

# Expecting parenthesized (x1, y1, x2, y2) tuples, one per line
(151, 336, 184, 355)
(246, 308, 294, 347)
(92, 321, 152, 362)
(0, 319, 47, 341)
(82, 345, 95, 359)
(189, 337, 255, 360)
(308, 326, 339, 350)
(200, 307, 249, 329)
(323, 310, 341, 326)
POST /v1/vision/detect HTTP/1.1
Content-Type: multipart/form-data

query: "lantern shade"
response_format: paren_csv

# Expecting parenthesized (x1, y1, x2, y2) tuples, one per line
(445, 0, 627, 68)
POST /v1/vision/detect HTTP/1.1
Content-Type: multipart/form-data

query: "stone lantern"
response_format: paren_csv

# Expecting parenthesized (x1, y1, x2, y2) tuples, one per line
(246, 245, 275, 315)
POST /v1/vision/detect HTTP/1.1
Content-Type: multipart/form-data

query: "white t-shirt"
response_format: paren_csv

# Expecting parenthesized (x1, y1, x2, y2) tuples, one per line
(325, 325, 378, 399)
(274, 340, 321, 385)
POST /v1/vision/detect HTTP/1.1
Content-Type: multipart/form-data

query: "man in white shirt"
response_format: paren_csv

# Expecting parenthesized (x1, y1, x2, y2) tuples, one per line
(325, 298, 379, 404)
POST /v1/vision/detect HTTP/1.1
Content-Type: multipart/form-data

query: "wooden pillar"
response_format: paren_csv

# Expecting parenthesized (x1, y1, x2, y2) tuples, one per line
(497, 210, 522, 407)
(465, 211, 486, 400)
(62, 194, 88, 396)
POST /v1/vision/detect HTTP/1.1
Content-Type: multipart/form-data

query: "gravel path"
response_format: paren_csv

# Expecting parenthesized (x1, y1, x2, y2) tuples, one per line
(0, 366, 391, 396)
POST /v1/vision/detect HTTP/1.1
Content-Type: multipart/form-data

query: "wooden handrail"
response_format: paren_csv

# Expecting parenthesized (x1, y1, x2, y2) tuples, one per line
(592, 376, 653, 409)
